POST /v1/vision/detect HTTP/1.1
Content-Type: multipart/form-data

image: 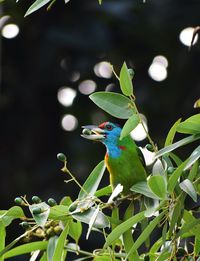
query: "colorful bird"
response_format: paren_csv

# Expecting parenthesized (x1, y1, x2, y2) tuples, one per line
(82, 122, 147, 195)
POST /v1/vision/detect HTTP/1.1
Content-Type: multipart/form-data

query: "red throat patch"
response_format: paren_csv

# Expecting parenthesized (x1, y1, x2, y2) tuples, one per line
(98, 122, 109, 129)
(119, 146, 126, 150)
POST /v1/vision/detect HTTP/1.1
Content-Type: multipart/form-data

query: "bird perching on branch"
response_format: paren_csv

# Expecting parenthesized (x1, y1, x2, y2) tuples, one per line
(82, 122, 147, 195)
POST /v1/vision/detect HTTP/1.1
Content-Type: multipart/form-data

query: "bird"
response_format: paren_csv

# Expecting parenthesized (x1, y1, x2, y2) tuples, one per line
(81, 121, 147, 195)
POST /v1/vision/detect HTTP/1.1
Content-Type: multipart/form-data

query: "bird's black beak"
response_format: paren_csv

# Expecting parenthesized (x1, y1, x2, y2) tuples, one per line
(81, 125, 106, 141)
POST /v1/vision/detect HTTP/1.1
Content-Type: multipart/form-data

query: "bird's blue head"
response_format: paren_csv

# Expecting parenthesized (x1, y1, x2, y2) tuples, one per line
(81, 122, 122, 146)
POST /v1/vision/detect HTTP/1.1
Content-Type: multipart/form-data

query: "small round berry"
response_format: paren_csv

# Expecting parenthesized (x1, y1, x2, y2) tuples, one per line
(128, 68, 135, 79)
(32, 196, 41, 204)
(14, 197, 23, 205)
(146, 144, 154, 152)
(20, 221, 30, 230)
(57, 153, 67, 162)
(167, 166, 174, 174)
(82, 128, 92, 135)
(32, 207, 42, 215)
(48, 198, 57, 206)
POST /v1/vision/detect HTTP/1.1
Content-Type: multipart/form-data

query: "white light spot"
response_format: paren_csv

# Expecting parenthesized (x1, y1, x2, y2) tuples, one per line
(131, 116, 148, 141)
(148, 62, 167, 82)
(70, 72, 80, 82)
(57, 87, 77, 107)
(153, 55, 168, 68)
(179, 27, 198, 46)
(139, 147, 155, 166)
(105, 83, 115, 92)
(94, 61, 112, 78)
(2, 24, 19, 39)
(78, 80, 96, 95)
(61, 114, 78, 131)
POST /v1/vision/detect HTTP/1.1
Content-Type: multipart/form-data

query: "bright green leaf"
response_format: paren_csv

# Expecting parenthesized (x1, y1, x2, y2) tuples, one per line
(0, 206, 25, 227)
(25, 0, 51, 17)
(126, 211, 166, 259)
(179, 179, 197, 202)
(47, 236, 58, 261)
(195, 237, 200, 256)
(78, 160, 106, 199)
(188, 161, 199, 181)
(0, 222, 5, 261)
(147, 175, 167, 199)
(52, 223, 69, 261)
(69, 220, 82, 243)
(73, 207, 109, 229)
(95, 185, 112, 197)
(89, 92, 133, 119)
(130, 181, 159, 199)
(168, 159, 188, 193)
(184, 145, 200, 170)
(104, 211, 145, 248)
(29, 202, 50, 227)
(164, 118, 181, 147)
(49, 205, 69, 220)
(119, 62, 133, 96)
(155, 134, 200, 159)
(4, 242, 48, 259)
(176, 114, 200, 135)
(120, 114, 140, 140)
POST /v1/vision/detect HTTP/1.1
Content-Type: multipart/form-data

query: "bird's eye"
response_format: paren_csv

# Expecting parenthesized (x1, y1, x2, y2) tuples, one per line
(105, 124, 113, 131)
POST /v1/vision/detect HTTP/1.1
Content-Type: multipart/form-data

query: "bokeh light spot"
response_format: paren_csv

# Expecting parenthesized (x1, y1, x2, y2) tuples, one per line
(2, 23, 19, 39)
(131, 115, 148, 141)
(179, 27, 198, 46)
(94, 61, 112, 78)
(148, 62, 167, 82)
(57, 87, 77, 107)
(153, 55, 168, 68)
(61, 114, 78, 131)
(78, 80, 96, 95)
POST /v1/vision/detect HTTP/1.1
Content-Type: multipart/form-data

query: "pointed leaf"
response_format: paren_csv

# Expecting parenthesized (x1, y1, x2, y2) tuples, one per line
(78, 160, 106, 199)
(0, 222, 5, 261)
(89, 92, 133, 119)
(168, 159, 188, 193)
(130, 181, 159, 199)
(86, 205, 100, 239)
(126, 211, 166, 259)
(47, 236, 58, 261)
(0, 206, 25, 227)
(147, 175, 167, 199)
(52, 223, 69, 261)
(179, 179, 197, 202)
(72, 207, 109, 229)
(176, 114, 200, 135)
(25, 0, 51, 17)
(164, 118, 181, 147)
(3, 242, 48, 259)
(104, 211, 145, 247)
(69, 220, 82, 243)
(120, 114, 140, 140)
(184, 145, 200, 170)
(155, 134, 200, 158)
(95, 185, 112, 197)
(119, 62, 133, 96)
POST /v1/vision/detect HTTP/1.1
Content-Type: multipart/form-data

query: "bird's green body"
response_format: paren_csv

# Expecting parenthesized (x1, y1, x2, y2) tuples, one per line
(105, 135, 146, 195)
(82, 122, 147, 195)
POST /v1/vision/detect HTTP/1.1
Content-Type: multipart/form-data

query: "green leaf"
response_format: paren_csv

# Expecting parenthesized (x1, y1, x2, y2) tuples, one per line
(126, 211, 166, 259)
(25, 0, 51, 17)
(69, 220, 82, 243)
(29, 202, 50, 227)
(179, 179, 197, 202)
(176, 114, 200, 135)
(147, 175, 167, 199)
(119, 62, 133, 96)
(49, 205, 69, 220)
(89, 92, 133, 119)
(4, 242, 48, 259)
(194, 237, 200, 256)
(164, 118, 181, 147)
(72, 207, 109, 229)
(122, 202, 139, 260)
(120, 114, 140, 140)
(0, 222, 5, 261)
(0, 206, 25, 227)
(95, 185, 112, 197)
(47, 236, 58, 261)
(104, 211, 145, 248)
(144, 197, 159, 217)
(184, 145, 200, 170)
(86, 205, 100, 239)
(130, 181, 159, 199)
(78, 160, 106, 199)
(188, 161, 199, 181)
(39, 251, 47, 261)
(52, 223, 69, 261)
(155, 134, 200, 159)
(168, 159, 188, 193)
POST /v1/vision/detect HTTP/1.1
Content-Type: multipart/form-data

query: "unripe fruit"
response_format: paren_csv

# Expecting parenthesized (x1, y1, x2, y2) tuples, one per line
(14, 197, 23, 205)
(32, 196, 41, 204)
(46, 227, 55, 237)
(48, 198, 57, 206)
(146, 144, 154, 152)
(32, 207, 42, 215)
(128, 68, 135, 79)
(20, 221, 30, 230)
(57, 153, 67, 162)
(167, 166, 174, 174)
(54, 225, 62, 235)
(82, 128, 92, 135)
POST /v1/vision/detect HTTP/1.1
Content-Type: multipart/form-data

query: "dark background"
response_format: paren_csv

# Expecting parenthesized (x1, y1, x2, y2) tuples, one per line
(0, 0, 199, 258)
